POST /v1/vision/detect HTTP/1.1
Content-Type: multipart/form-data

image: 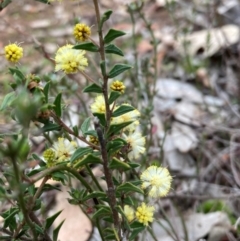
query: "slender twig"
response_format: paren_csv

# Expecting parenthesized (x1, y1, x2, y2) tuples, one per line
(32, 176, 49, 205)
(91, 0, 120, 235)
(50, 111, 99, 150)
(29, 212, 52, 241)
(88, 36, 100, 48)
(94, 120, 120, 232)
(80, 70, 99, 85)
(11, 156, 37, 241)
(92, 0, 111, 130)
(85, 164, 104, 192)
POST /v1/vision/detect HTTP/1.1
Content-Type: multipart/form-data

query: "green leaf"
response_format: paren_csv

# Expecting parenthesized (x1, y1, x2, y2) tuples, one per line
(104, 29, 126, 44)
(73, 153, 102, 168)
(53, 93, 62, 117)
(0, 0, 12, 9)
(113, 137, 127, 144)
(53, 220, 65, 241)
(112, 105, 135, 117)
(43, 82, 51, 103)
(34, 223, 44, 235)
(93, 112, 106, 126)
(72, 125, 79, 136)
(42, 123, 61, 132)
(82, 191, 107, 202)
(3, 208, 19, 229)
(129, 222, 145, 240)
(0, 92, 16, 111)
(100, 10, 113, 29)
(116, 182, 143, 194)
(107, 141, 124, 156)
(45, 210, 62, 230)
(73, 42, 99, 52)
(130, 221, 146, 228)
(128, 162, 140, 169)
(35, 0, 50, 3)
(81, 117, 91, 135)
(108, 121, 133, 136)
(92, 206, 111, 219)
(123, 196, 135, 206)
(9, 67, 25, 83)
(84, 130, 97, 137)
(27, 166, 47, 177)
(51, 171, 68, 184)
(105, 44, 124, 56)
(108, 64, 132, 78)
(115, 206, 131, 230)
(109, 157, 131, 171)
(70, 147, 93, 162)
(108, 91, 121, 105)
(83, 83, 102, 93)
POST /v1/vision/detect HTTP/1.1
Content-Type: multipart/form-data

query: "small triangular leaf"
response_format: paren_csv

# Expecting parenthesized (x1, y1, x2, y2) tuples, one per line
(53, 93, 62, 117)
(81, 117, 91, 135)
(83, 83, 102, 93)
(109, 158, 131, 171)
(45, 210, 63, 230)
(73, 42, 99, 52)
(104, 29, 126, 44)
(108, 91, 121, 105)
(73, 153, 102, 168)
(53, 220, 65, 241)
(105, 44, 124, 56)
(112, 105, 135, 117)
(70, 147, 93, 162)
(116, 182, 143, 194)
(108, 64, 132, 78)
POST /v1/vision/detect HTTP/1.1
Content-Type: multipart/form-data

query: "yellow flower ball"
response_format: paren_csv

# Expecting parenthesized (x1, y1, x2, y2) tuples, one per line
(136, 202, 155, 226)
(141, 166, 172, 198)
(4, 43, 23, 63)
(110, 80, 126, 94)
(73, 23, 91, 42)
(55, 44, 88, 74)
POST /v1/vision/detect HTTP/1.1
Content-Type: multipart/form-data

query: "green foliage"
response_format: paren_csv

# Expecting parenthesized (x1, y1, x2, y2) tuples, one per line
(116, 182, 143, 195)
(109, 157, 131, 171)
(108, 64, 132, 78)
(53, 93, 62, 117)
(0, 0, 12, 10)
(83, 83, 102, 93)
(73, 153, 102, 168)
(105, 44, 124, 56)
(0, 1, 167, 241)
(0, 92, 16, 111)
(70, 147, 93, 162)
(53, 220, 65, 241)
(44, 211, 63, 230)
(108, 91, 121, 104)
(104, 29, 126, 44)
(112, 105, 135, 117)
(73, 42, 99, 52)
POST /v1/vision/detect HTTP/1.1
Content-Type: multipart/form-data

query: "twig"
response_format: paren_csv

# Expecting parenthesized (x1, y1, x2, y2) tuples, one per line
(50, 111, 99, 150)
(94, 120, 120, 231)
(230, 134, 240, 187)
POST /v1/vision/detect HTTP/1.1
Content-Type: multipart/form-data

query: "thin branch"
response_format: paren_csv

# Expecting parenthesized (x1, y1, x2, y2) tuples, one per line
(50, 111, 99, 150)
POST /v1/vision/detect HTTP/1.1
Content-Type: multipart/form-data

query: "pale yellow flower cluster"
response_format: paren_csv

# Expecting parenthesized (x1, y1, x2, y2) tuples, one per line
(123, 165, 172, 226)
(43, 137, 77, 167)
(90, 97, 145, 160)
(55, 44, 88, 74)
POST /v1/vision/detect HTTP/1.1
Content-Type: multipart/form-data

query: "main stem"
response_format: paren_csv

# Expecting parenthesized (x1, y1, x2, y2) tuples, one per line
(92, 0, 120, 234)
